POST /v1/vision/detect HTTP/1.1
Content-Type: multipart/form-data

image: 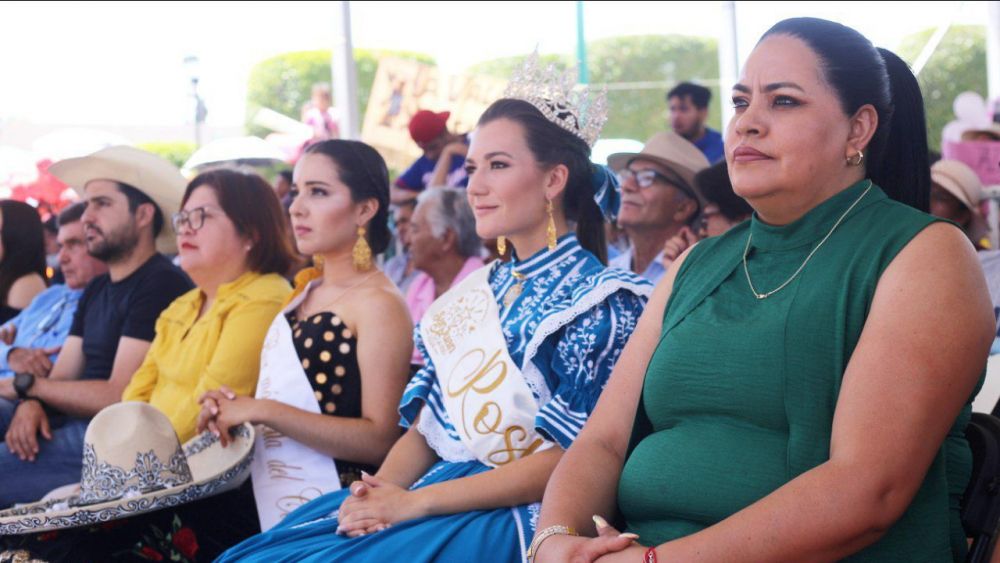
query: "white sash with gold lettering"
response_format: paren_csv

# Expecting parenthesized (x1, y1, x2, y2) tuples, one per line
(251, 282, 341, 531)
(420, 265, 553, 468)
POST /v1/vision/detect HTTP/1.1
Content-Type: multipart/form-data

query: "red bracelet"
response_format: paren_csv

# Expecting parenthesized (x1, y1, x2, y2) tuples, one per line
(643, 547, 657, 563)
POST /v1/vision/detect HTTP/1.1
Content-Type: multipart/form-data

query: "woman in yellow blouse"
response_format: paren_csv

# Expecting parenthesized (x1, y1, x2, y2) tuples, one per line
(121, 168, 296, 441)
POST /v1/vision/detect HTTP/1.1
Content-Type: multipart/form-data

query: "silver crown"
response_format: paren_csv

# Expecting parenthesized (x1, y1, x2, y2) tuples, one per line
(502, 51, 608, 148)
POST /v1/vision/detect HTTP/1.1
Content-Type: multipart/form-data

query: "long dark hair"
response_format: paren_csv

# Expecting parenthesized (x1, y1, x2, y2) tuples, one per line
(303, 140, 391, 255)
(763, 18, 930, 212)
(477, 98, 608, 263)
(0, 200, 46, 306)
(183, 168, 299, 275)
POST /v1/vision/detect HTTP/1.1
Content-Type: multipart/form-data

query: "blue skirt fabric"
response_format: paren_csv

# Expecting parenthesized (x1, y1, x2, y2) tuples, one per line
(216, 461, 531, 563)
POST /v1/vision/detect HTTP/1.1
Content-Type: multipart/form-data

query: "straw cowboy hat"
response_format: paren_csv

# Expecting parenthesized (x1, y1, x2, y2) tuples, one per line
(49, 145, 187, 255)
(607, 131, 711, 213)
(931, 159, 989, 242)
(0, 402, 254, 535)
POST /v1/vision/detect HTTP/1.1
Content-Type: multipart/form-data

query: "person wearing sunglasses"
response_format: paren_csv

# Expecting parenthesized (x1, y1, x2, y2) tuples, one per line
(607, 131, 710, 283)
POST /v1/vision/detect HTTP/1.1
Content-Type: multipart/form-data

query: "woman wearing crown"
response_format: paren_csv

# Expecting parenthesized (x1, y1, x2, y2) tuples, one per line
(216, 55, 651, 563)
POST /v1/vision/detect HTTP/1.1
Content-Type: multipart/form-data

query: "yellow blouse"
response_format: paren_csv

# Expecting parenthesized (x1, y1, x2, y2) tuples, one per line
(122, 271, 291, 441)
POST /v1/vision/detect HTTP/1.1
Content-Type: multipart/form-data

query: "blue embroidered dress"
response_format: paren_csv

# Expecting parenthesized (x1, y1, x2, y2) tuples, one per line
(217, 235, 651, 563)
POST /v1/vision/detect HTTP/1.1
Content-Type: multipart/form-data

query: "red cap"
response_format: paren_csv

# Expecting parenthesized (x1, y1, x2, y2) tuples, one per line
(408, 110, 450, 144)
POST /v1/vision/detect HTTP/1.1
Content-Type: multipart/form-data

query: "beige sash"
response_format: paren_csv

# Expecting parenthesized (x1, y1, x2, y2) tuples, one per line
(251, 282, 341, 531)
(420, 265, 552, 468)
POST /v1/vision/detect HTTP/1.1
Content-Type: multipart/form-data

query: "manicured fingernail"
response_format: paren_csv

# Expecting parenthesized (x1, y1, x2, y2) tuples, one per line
(593, 515, 609, 529)
(361, 470, 370, 477)
(211, 407, 218, 415)
(335, 526, 343, 534)
(618, 533, 640, 540)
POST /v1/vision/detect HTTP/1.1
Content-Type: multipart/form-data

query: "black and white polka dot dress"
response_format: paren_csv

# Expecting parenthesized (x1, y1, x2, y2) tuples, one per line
(287, 310, 377, 487)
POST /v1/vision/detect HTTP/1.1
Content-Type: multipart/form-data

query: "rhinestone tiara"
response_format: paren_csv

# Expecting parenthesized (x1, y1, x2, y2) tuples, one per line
(502, 51, 608, 148)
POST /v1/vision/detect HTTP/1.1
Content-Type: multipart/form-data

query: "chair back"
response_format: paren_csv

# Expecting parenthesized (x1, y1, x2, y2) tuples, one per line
(962, 412, 1000, 562)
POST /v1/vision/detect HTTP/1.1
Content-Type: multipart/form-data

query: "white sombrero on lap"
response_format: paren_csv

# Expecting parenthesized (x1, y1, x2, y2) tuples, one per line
(0, 402, 254, 535)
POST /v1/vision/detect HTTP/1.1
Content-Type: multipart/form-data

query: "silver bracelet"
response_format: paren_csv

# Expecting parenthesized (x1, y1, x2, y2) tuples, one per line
(526, 525, 577, 562)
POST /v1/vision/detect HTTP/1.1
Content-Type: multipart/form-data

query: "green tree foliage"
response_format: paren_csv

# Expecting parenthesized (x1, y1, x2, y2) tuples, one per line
(897, 25, 988, 152)
(468, 35, 720, 143)
(245, 49, 434, 137)
(589, 35, 720, 141)
(136, 141, 197, 169)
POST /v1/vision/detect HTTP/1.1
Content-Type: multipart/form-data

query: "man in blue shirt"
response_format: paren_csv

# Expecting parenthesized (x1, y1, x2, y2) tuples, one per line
(0, 202, 106, 380)
(390, 110, 468, 204)
(667, 82, 725, 163)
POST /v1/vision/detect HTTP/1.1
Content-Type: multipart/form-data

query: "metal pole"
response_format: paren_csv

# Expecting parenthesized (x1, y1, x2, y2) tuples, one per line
(576, 1, 589, 84)
(988, 1, 1000, 107)
(192, 78, 201, 148)
(332, 1, 360, 139)
(718, 1, 740, 129)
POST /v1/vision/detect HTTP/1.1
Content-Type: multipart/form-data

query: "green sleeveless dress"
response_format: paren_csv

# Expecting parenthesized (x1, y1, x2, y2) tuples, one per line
(618, 180, 977, 562)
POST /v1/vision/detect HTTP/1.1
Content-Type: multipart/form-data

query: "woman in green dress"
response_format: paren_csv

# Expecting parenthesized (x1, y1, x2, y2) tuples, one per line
(531, 17, 994, 563)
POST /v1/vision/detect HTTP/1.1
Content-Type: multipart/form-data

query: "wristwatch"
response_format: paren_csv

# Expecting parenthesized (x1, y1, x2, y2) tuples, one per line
(13, 372, 36, 400)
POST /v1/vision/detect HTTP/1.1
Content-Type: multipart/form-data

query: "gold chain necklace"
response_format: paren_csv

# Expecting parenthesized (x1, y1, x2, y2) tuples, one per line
(503, 270, 527, 308)
(743, 180, 873, 300)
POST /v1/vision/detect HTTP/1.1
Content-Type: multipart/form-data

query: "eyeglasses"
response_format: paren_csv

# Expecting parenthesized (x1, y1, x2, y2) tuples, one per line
(171, 206, 212, 233)
(617, 167, 700, 203)
(616, 168, 674, 189)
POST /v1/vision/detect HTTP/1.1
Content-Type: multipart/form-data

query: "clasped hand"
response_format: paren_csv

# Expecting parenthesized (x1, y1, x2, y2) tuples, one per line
(535, 516, 647, 563)
(335, 472, 427, 538)
(196, 385, 259, 447)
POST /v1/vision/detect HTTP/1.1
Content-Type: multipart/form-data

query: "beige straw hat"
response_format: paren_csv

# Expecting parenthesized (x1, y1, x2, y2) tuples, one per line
(607, 131, 711, 212)
(49, 146, 187, 255)
(0, 402, 254, 535)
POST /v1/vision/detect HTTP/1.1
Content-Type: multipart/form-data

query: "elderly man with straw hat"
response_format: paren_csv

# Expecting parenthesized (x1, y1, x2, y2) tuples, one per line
(0, 146, 193, 507)
(608, 131, 710, 283)
(929, 159, 989, 249)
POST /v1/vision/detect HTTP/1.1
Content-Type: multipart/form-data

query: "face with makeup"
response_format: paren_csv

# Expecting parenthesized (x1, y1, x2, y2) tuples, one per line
(289, 152, 376, 257)
(464, 118, 564, 243)
(726, 34, 875, 221)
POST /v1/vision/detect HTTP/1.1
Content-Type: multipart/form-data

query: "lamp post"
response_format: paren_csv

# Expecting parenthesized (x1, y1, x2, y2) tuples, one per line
(183, 55, 207, 148)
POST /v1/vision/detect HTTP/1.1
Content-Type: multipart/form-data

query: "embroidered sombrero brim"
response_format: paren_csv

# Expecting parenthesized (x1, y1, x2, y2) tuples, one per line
(0, 424, 255, 535)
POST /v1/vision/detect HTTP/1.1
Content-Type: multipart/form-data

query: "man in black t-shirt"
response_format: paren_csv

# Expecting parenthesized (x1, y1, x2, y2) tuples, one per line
(0, 147, 192, 507)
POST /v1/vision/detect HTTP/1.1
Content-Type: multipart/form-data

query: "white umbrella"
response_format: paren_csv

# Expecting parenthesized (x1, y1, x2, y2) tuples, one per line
(182, 136, 287, 174)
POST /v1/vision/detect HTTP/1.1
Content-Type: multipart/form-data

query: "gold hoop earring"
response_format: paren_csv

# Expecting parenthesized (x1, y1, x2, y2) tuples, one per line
(352, 226, 372, 272)
(496, 236, 507, 256)
(846, 150, 864, 167)
(546, 199, 557, 252)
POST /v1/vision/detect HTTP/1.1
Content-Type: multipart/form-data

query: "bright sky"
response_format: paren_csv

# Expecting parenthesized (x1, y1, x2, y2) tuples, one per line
(0, 1, 988, 130)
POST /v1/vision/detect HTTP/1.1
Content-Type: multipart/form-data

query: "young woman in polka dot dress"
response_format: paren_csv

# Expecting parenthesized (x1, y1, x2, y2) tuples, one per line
(197, 140, 414, 520)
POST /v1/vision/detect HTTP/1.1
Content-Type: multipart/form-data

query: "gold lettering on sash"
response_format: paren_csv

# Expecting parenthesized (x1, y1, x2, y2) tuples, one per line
(488, 426, 545, 466)
(262, 426, 284, 449)
(445, 347, 540, 465)
(267, 459, 306, 481)
(276, 487, 324, 518)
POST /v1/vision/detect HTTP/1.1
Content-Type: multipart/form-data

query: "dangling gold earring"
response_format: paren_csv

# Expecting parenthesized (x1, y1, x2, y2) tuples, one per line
(496, 236, 507, 256)
(352, 226, 372, 272)
(312, 254, 325, 273)
(546, 199, 557, 252)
